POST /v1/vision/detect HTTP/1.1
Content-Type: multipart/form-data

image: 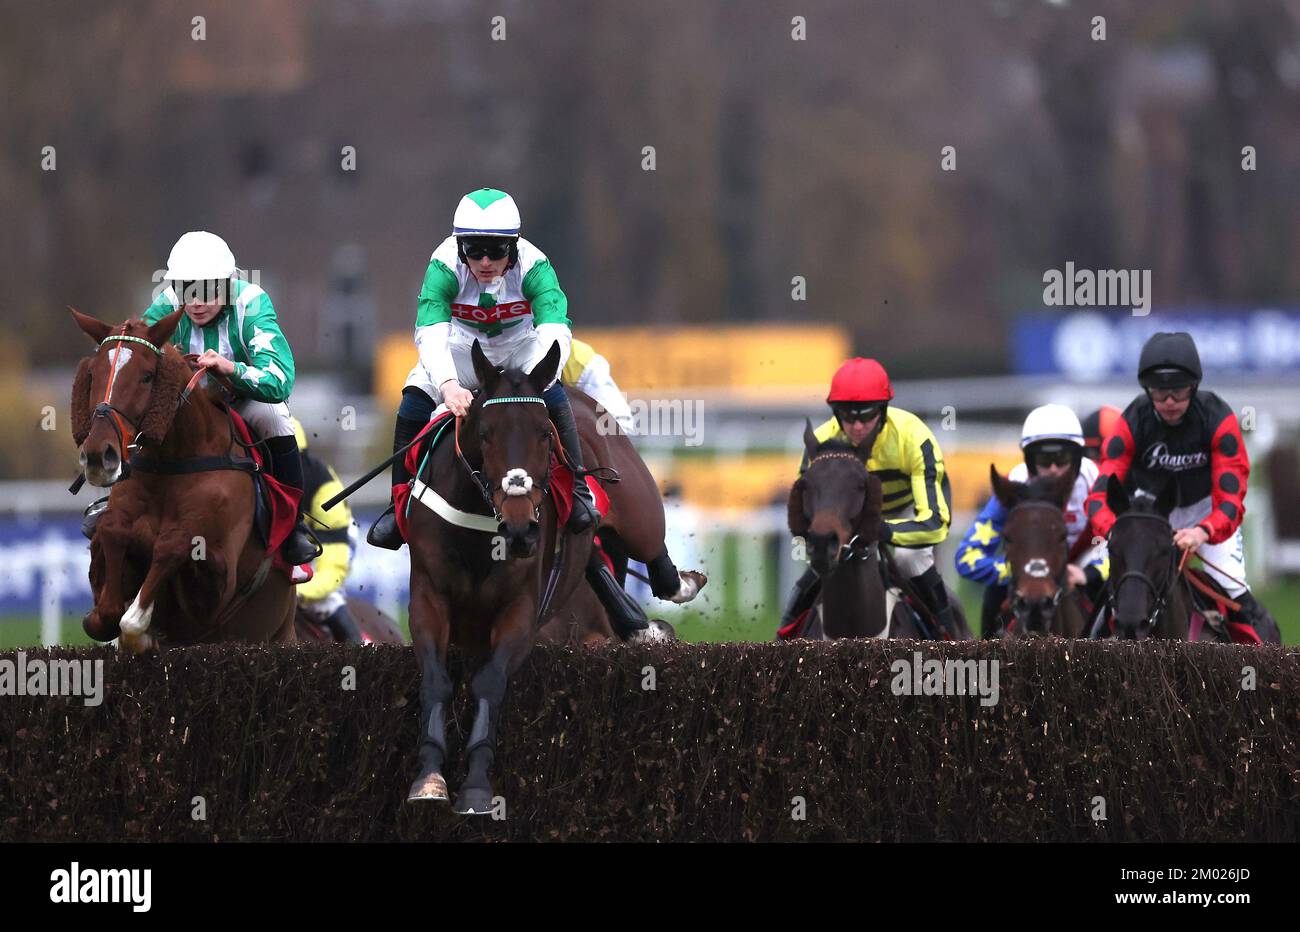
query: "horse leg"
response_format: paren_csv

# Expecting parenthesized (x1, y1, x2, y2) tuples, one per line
(118, 531, 194, 653)
(407, 569, 453, 803)
(84, 515, 139, 640)
(453, 600, 534, 816)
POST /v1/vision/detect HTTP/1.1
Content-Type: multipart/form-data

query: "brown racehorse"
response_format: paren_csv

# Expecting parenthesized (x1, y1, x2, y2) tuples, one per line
(786, 423, 894, 638)
(989, 466, 1085, 638)
(405, 340, 604, 814)
(70, 308, 296, 652)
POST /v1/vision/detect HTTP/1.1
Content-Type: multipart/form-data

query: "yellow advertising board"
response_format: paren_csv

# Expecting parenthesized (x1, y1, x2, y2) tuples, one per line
(374, 324, 850, 401)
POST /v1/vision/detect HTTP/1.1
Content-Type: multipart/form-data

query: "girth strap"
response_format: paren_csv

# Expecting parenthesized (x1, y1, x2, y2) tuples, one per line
(128, 453, 260, 476)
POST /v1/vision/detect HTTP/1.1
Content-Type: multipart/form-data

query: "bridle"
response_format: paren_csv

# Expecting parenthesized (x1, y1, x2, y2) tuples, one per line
(1107, 511, 1179, 631)
(455, 395, 553, 524)
(90, 328, 163, 457)
(1003, 499, 1069, 630)
(803, 450, 875, 565)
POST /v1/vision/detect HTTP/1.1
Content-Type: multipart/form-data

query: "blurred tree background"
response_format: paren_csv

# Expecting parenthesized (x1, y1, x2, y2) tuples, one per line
(3, 0, 1300, 392)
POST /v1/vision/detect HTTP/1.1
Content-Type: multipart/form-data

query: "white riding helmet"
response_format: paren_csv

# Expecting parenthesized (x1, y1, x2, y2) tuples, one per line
(164, 231, 237, 281)
(452, 188, 521, 237)
(1020, 404, 1085, 449)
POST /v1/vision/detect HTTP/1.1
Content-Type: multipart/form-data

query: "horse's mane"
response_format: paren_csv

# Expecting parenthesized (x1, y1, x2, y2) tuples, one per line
(813, 437, 859, 458)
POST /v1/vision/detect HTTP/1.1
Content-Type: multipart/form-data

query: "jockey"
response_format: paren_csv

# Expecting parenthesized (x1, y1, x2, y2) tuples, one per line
(368, 188, 597, 549)
(779, 357, 960, 637)
(953, 404, 1109, 637)
(82, 232, 317, 566)
(292, 418, 363, 644)
(565, 337, 636, 435)
(1084, 331, 1267, 629)
(1081, 405, 1123, 462)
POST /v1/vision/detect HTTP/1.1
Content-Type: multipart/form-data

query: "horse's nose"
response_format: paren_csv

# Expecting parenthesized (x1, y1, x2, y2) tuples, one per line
(502, 520, 539, 559)
(806, 530, 839, 572)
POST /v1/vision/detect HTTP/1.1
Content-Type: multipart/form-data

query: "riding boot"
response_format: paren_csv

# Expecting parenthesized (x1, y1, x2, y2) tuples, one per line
(367, 409, 425, 550)
(981, 583, 1008, 639)
(322, 602, 364, 644)
(780, 567, 822, 633)
(586, 552, 649, 640)
(913, 566, 959, 638)
(264, 434, 321, 566)
(544, 383, 596, 533)
(1232, 591, 1266, 629)
(81, 496, 110, 541)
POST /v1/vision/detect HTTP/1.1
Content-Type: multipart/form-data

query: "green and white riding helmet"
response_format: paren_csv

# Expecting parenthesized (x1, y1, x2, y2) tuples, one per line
(453, 188, 521, 267)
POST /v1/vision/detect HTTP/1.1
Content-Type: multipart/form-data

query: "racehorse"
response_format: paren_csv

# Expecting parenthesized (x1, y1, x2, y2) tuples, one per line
(989, 466, 1085, 638)
(70, 308, 297, 652)
(786, 422, 894, 638)
(1097, 475, 1190, 640)
(405, 340, 625, 813)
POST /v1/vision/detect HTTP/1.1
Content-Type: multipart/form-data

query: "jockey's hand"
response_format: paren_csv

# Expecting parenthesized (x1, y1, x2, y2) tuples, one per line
(1174, 526, 1210, 552)
(441, 380, 474, 418)
(1066, 564, 1087, 590)
(196, 350, 236, 377)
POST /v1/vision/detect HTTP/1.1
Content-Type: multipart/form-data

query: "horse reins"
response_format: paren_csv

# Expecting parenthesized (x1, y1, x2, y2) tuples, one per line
(1107, 512, 1180, 630)
(1001, 500, 1071, 631)
(91, 328, 164, 459)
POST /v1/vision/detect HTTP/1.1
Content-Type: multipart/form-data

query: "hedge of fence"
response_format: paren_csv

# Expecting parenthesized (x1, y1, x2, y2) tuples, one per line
(1, 638, 1296, 841)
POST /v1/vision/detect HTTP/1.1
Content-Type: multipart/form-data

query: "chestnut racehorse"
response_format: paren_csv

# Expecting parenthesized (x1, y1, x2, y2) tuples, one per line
(70, 308, 296, 652)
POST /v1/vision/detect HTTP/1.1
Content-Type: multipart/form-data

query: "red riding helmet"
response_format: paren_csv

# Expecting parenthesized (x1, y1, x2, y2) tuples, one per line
(827, 358, 894, 404)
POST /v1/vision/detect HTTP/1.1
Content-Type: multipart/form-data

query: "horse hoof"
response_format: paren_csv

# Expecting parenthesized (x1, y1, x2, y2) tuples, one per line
(406, 773, 449, 803)
(452, 787, 495, 815)
(630, 619, 676, 643)
(668, 570, 707, 604)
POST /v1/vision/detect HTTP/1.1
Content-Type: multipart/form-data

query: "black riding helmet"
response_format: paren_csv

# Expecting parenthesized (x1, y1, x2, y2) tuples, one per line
(1138, 332, 1202, 391)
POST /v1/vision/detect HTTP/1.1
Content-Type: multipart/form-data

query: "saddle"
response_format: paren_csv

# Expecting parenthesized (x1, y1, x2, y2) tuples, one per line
(392, 409, 610, 541)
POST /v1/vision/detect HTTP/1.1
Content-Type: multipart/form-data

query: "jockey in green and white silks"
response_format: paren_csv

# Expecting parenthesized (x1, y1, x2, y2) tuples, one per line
(83, 231, 318, 566)
(368, 188, 599, 550)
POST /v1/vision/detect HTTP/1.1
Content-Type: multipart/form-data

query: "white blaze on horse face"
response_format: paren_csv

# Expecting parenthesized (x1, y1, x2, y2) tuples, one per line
(105, 345, 133, 403)
(502, 468, 533, 497)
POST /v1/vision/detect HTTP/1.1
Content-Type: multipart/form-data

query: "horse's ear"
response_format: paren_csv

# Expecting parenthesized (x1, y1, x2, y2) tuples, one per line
(990, 464, 1019, 510)
(528, 340, 562, 395)
(787, 477, 810, 538)
(470, 339, 499, 391)
(1154, 475, 1179, 516)
(145, 308, 184, 349)
(1104, 473, 1129, 518)
(69, 307, 112, 345)
(803, 418, 819, 461)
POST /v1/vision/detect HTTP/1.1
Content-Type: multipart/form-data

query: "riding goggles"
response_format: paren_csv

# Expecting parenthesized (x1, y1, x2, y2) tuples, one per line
(459, 237, 513, 261)
(173, 279, 229, 304)
(834, 403, 885, 425)
(1146, 385, 1194, 404)
(1031, 447, 1074, 469)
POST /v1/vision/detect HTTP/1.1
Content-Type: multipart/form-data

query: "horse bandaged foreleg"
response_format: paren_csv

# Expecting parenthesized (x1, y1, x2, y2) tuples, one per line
(646, 550, 706, 604)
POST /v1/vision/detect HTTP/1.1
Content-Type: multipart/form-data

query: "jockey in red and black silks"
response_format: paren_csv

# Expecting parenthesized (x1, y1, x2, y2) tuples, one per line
(1084, 331, 1265, 629)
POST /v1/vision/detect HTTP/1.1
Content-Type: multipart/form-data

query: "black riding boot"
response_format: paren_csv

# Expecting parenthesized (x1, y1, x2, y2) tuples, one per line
(913, 565, 959, 638)
(545, 384, 596, 533)
(322, 602, 364, 644)
(981, 584, 1008, 639)
(586, 552, 649, 640)
(779, 567, 822, 633)
(1232, 591, 1266, 629)
(264, 434, 321, 567)
(367, 410, 424, 550)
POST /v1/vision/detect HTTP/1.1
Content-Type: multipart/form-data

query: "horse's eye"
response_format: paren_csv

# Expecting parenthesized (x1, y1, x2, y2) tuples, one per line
(142, 372, 154, 384)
